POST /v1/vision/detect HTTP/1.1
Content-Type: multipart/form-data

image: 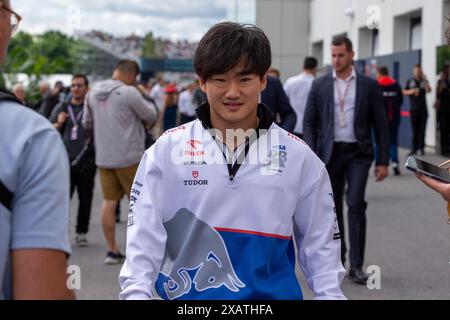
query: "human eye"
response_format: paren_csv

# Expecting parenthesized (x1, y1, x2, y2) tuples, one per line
(240, 76, 254, 83)
(212, 78, 226, 83)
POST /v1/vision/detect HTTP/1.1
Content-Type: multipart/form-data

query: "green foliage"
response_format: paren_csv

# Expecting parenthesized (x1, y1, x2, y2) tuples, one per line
(142, 32, 155, 58)
(1, 30, 84, 103)
(3, 30, 79, 76)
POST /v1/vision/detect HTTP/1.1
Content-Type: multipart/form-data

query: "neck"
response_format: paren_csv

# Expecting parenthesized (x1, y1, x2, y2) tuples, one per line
(336, 66, 353, 80)
(210, 108, 259, 150)
(303, 70, 314, 76)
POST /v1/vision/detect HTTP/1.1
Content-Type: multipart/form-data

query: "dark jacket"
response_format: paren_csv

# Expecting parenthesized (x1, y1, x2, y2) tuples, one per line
(303, 72, 389, 166)
(378, 76, 403, 128)
(49, 101, 95, 171)
(261, 76, 296, 133)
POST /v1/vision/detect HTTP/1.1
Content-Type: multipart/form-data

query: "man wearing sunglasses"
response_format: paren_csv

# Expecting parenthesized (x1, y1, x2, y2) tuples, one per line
(51, 75, 95, 248)
(0, 0, 74, 299)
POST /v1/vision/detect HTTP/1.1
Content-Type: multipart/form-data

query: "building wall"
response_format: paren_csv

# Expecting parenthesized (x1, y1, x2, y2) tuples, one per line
(256, 0, 310, 81)
(256, 0, 450, 148)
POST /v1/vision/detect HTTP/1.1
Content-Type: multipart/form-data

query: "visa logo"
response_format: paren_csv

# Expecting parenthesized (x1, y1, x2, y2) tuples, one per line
(272, 145, 286, 151)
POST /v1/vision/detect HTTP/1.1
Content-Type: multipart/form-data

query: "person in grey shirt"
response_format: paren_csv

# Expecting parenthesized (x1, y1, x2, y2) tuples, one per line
(0, 0, 74, 299)
(83, 59, 158, 265)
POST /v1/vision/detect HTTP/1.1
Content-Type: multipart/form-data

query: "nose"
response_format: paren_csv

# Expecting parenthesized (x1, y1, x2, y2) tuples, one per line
(224, 80, 240, 100)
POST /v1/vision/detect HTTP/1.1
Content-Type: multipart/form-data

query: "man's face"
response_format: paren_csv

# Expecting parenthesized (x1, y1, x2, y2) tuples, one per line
(200, 62, 267, 128)
(39, 83, 49, 95)
(413, 67, 422, 79)
(124, 72, 137, 86)
(71, 77, 88, 101)
(0, 1, 12, 64)
(444, 67, 450, 78)
(331, 44, 354, 73)
(13, 86, 25, 101)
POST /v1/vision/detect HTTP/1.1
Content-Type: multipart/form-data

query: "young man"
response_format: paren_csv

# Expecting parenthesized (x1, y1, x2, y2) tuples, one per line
(303, 36, 389, 284)
(51, 74, 95, 246)
(403, 64, 432, 156)
(0, 0, 74, 299)
(178, 81, 198, 125)
(83, 60, 158, 264)
(119, 22, 345, 300)
(284, 57, 318, 139)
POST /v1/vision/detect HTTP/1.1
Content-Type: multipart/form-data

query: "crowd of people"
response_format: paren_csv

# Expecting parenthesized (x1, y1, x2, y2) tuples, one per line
(1, 0, 450, 301)
(80, 30, 197, 60)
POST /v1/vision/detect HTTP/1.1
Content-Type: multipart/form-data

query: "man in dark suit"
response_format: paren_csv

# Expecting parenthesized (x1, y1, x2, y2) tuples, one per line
(261, 75, 297, 132)
(303, 36, 389, 285)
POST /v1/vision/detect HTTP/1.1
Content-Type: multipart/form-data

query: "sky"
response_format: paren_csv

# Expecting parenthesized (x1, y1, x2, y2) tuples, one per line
(13, 0, 256, 41)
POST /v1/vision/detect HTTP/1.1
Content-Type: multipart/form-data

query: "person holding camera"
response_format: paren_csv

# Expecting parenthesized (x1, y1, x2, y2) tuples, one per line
(51, 74, 95, 247)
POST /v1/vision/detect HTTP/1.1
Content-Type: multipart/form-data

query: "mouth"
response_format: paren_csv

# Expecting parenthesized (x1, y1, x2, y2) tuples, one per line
(223, 102, 244, 111)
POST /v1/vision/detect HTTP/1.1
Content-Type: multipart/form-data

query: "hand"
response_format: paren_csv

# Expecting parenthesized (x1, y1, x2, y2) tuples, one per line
(375, 165, 388, 182)
(435, 99, 441, 111)
(417, 173, 450, 202)
(56, 112, 69, 126)
(137, 84, 148, 95)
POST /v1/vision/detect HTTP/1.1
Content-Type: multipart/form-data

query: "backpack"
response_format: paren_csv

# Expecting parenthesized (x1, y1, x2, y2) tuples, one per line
(0, 89, 21, 210)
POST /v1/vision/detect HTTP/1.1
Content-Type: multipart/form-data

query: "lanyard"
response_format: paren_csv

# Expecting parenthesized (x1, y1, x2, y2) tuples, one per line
(68, 105, 83, 127)
(335, 78, 352, 112)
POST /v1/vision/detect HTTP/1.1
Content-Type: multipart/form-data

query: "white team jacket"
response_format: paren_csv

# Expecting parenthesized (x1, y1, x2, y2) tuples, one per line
(119, 104, 346, 300)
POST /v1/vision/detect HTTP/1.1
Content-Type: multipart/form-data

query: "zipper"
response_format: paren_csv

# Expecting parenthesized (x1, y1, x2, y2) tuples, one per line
(222, 136, 252, 181)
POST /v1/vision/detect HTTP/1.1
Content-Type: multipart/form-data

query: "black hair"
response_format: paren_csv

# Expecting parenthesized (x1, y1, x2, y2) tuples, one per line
(115, 60, 140, 76)
(377, 66, 389, 76)
(303, 57, 318, 70)
(194, 22, 271, 80)
(72, 74, 89, 87)
(332, 36, 353, 52)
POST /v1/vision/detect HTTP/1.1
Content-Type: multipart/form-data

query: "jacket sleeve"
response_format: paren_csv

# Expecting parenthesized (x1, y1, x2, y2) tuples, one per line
(119, 144, 167, 300)
(394, 83, 404, 126)
(275, 78, 297, 133)
(293, 164, 346, 300)
(82, 93, 93, 131)
(370, 80, 390, 166)
(303, 79, 319, 151)
(49, 102, 64, 124)
(127, 87, 158, 126)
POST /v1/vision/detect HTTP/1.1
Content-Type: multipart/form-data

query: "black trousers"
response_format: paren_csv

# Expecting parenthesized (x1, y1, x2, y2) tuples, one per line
(410, 108, 428, 152)
(326, 143, 372, 269)
(439, 109, 450, 155)
(70, 165, 96, 234)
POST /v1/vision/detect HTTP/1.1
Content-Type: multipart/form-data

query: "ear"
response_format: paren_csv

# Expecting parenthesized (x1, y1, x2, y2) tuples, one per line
(199, 78, 207, 94)
(350, 50, 355, 60)
(260, 75, 267, 92)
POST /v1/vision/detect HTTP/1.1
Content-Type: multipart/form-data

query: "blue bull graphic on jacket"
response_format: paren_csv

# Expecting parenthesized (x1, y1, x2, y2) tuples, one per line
(159, 209, 245, 300)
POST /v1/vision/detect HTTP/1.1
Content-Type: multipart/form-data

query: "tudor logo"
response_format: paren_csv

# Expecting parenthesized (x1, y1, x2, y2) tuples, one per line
(187, 140, 202, 149)
(192, 170, 199, 179)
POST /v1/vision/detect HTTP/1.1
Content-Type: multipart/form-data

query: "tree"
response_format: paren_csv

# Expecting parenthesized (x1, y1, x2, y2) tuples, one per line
(1, 30, 84, 103)
(142, 32, 156, 58)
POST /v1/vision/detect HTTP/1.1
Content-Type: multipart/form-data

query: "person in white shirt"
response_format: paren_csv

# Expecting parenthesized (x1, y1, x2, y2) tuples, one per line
(284, 57, 318, 138)
(178, 81, 197, 124)
(150, 76, 165, 111)
(119, 21, 345, 301)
